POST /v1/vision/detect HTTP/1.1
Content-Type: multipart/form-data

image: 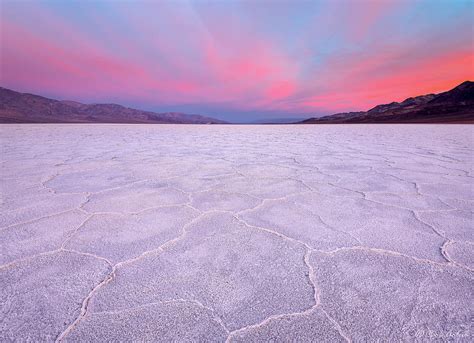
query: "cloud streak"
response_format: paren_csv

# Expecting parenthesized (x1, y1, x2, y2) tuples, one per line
(1, 0, 472, 122)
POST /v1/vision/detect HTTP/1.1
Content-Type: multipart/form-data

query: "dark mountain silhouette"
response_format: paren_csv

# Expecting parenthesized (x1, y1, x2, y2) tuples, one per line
(0, 87, 226, 124)
(298, 81, 474, 124)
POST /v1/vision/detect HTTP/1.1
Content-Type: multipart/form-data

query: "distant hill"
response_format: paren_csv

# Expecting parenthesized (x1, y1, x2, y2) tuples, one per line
(0, 87, 226, 124)
(298, 81, 474, 124)
(250, 117, 309, 124)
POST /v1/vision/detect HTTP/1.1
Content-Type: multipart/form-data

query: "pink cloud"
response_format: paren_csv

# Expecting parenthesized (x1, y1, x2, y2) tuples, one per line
(298, 48, 474, 113)
(1, 1, 472, 119)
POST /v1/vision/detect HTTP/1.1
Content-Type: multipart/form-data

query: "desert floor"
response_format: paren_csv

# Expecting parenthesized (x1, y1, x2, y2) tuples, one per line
(1, 124, 473, 342)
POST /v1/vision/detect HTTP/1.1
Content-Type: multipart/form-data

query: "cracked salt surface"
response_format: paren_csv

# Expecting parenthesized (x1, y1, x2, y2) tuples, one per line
(0, 124, 473, 342)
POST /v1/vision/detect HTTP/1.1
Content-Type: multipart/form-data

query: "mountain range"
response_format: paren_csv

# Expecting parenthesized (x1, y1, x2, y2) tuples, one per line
(298, 81, 474, 124)
(0, 87, 226, 124)
(1, 82, 473, 124)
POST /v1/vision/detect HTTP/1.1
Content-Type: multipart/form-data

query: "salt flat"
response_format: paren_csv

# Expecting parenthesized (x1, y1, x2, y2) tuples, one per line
(1, 124, 473, 342)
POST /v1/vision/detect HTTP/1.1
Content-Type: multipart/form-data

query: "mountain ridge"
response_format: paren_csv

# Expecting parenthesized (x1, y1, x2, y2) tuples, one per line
(298, 81, 474, 124)
(0, 87, 227, 124)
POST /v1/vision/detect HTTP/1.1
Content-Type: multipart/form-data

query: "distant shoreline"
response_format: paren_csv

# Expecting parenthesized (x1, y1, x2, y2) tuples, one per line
(1, 121, 473, 125)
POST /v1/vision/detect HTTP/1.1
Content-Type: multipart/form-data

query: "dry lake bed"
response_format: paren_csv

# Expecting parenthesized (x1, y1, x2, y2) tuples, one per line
(1, 124, 473, 342)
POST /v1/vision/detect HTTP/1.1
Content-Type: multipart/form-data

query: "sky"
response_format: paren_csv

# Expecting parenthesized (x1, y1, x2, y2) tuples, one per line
(1, 0, 473, 123)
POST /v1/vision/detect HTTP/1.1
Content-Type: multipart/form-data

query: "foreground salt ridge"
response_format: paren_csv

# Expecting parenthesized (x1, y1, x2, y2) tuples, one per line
(0, 124, 472, 341)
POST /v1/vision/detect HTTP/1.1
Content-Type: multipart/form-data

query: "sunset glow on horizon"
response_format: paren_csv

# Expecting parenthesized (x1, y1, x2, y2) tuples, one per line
(1, 0, 473, 122)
